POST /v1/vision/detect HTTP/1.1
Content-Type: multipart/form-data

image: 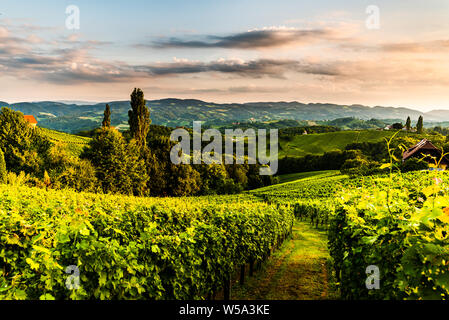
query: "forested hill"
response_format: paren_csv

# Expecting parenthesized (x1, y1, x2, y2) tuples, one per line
(0, 98, 445, 133)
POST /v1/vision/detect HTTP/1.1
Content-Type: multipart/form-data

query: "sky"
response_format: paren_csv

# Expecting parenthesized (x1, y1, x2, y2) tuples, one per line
(1, 0, 449, 111)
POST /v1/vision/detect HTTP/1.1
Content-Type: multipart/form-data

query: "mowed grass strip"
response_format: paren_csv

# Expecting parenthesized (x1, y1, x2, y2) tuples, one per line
(231, 221, 337, 300)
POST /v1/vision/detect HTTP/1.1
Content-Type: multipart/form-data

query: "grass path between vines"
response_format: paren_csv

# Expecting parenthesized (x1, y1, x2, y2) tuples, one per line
(231, 220, 338, 300)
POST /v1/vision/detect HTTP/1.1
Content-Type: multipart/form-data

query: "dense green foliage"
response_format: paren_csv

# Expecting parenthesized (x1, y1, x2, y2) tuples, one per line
(279, 150, 364, 175)
(269, 166, 449, 300)
(0, 148, 6, 184)
(279, 126, 340, 141)
(80, 128, 148, 196)
(0, 107, 52, 176)
(251, 171, 350, 203)
(328, 171, 449, 299)
(0, 185, 293, 300)
(320, 117, 390, 130)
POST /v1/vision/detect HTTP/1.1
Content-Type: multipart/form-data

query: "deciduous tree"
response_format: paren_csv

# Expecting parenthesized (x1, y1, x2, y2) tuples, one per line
(81, 128, 148, 195)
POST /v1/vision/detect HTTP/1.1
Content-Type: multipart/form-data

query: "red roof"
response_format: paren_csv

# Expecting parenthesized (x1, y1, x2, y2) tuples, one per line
(24, 115, 37, 124)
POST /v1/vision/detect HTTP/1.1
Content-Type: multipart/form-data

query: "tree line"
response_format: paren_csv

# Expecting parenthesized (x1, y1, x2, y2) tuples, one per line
(0, 89, 277, 196)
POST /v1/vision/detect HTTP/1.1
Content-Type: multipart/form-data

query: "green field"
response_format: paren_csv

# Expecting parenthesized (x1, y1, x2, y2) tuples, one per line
(280, 130, 403, 157)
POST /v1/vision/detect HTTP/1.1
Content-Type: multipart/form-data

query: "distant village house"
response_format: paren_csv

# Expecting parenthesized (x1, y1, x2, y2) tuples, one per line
(24, 115, 38, 128)
(402, 139, 449, 169)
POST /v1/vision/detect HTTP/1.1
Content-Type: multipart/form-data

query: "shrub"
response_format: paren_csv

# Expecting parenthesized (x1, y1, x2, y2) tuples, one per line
(401, 158, 429, 172)
(6, 171, 30, 186)
(55, 159, 100, 193)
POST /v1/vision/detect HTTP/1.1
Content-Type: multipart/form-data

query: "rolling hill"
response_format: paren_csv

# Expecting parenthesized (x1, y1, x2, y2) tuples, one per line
(0, 98, 445, 133)
(37, 125, 438, 160)
(279, 130, 410, 157)
(39, 127, 90, 156)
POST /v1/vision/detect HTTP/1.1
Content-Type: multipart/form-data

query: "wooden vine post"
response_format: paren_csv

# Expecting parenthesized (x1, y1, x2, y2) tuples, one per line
(223, 276, 231, 300)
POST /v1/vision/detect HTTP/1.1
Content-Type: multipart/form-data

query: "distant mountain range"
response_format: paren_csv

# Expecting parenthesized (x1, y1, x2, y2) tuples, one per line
(1, 99, 449, 133)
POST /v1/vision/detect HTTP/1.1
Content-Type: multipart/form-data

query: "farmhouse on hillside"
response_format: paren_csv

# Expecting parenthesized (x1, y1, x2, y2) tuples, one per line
(402, 139, 449, 169)
(24, 115, 37, 128)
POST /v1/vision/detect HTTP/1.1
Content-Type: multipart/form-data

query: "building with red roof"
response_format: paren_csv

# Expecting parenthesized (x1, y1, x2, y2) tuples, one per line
(24, 115, 38, 128)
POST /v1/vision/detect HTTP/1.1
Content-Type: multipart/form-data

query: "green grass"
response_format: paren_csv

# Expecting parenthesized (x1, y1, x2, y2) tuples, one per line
(231, 221, 337, 300)
(279, 130, 403, 157)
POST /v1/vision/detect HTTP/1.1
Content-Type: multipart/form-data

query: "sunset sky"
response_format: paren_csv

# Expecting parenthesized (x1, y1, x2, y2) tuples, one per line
(1, 0, 449, 111)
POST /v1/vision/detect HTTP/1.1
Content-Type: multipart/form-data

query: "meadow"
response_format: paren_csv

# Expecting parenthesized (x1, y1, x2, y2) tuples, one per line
(279, 130, 411, 157)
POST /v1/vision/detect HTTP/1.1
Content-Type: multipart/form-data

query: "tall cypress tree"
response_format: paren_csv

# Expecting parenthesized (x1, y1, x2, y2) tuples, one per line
(405, 116, 411, 131)
(128, 88, 151, 147)
(417, 115, 424, 134)
(0, 147, 6, 184)
(102, 104, 111, 128)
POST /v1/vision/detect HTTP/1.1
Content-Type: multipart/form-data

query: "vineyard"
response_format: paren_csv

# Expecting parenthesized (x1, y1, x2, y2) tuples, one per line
(329, 171, 449, 299)
(2, 156, 449, 299)
(39, 128, 91, 156)
(0, 185, 293, 300)
(251, 170, 351, 202)
(272, 169, 449, 300)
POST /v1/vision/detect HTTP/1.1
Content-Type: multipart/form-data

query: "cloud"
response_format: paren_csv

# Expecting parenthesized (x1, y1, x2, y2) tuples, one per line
(381, 40, 449, 53)
(0, 24, 122, 84)
(2, 21, 449, 94)
(149, 85, 293, 95)
(137, 59, 294, 78)
(145, 27, 337, 50)
(342, 40, 449, 53)
(135, 58, 341, 79)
